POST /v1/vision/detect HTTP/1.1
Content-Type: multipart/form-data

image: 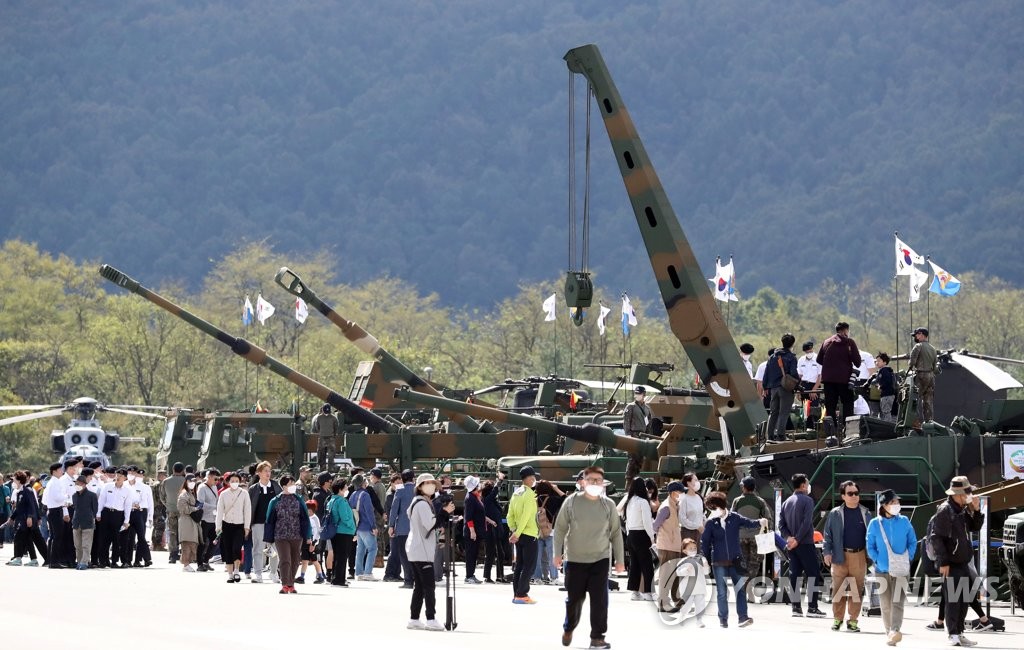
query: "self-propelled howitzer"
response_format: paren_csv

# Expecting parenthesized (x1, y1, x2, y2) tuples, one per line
(564, 44, 766, 444)
(99, 264, 400, 435)
(394, 386, 660, 462)
(274, 266, 494, 433)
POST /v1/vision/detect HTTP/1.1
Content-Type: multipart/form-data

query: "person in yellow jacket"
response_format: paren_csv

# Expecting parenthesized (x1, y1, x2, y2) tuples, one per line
(507, 466, 540, 604)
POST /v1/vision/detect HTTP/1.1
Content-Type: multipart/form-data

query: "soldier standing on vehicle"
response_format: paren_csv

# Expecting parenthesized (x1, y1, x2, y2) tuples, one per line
(161, 463, 186, 562)
(151, 469, 167, 551)
(312, 403, 341, 470)
(909, 328, 938, 424)
(622, 386, 652, 437)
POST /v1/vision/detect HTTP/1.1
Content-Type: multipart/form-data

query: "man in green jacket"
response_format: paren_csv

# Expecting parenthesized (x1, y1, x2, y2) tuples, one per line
(507, 465, 539, 604)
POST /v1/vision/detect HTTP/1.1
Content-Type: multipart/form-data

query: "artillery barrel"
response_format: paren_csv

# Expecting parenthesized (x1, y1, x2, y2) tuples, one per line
(275, 267, 492, 433)
(99, 264, 397, 434)
(394, 386, 659, 460)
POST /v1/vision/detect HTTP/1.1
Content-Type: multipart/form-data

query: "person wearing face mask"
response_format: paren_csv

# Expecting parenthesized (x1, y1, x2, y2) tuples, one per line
(929, 476, 984, 647)
(7, 470, 47, 566)
(96, 468, 133, 568)
(822, 480, 871, 632)
(553, 466, 624, 649)
(700, 491, 767, 628)
(248, 461, 282, 583)
(866, 489, 917, 646)
(215, 472, 252, 583)
(624, 476, 655, 601)
(739, 343, 755, 378)
(71, 475, 98, 570)
(42, 461, 72, 568)
(125, 466, 154, 567)
(731, 477, 773, 581)
(508, 466, 541, 605)
(798, 341, 822, 408)
(678, 472, 705, 543)
(264, 475, 313, 594)
(176, 473, 202, 572)
(405, 473, 455, 631)
(780, 473, 826, 618)
(196, 469, 220, 572)
(653, 481, 686, 611)
(327, 478, 356, 587)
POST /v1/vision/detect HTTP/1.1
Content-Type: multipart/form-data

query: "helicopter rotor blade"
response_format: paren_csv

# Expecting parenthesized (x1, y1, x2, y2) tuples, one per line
(101, 406, 168, 419)
(0, 408, 69, 427)
(104, 404, 171, 411)
(0, 404, 63, 412)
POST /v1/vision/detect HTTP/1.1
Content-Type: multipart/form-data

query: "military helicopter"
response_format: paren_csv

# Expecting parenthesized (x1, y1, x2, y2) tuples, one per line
(0, 397, 167, 468)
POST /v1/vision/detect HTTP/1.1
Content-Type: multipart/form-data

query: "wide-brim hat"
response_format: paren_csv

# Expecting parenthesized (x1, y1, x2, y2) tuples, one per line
(945, 475, 976, 496)
(415, 473, 440, 489)
(879, 489, 897, 506)
(464, 475, 480, 492)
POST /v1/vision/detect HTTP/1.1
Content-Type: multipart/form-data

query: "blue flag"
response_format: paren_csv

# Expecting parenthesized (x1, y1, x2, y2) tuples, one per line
(928, 260, 961, 297)
(242, 296, 254, 326)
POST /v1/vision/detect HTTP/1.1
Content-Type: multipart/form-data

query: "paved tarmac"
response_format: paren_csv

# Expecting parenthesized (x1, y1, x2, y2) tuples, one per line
(1, 545, 1020, 649)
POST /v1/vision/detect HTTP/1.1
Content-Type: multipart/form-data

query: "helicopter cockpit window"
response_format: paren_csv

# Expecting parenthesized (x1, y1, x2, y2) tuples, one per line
(238, 428, 254, 446)
(221, 425, 233, 446)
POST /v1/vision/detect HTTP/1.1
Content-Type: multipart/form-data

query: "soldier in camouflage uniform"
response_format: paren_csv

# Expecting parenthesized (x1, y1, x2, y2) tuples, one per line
(150, 469, 168, 551)
(311, 404, 341, 470)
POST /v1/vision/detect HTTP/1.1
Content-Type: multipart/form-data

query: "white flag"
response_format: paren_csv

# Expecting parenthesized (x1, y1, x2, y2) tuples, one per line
(621, 294, 637, 335)
(909, 266, 930, 303)
(597, 304, 612, 336)
(242, 296, 254, 326)
(708, 258, 737, 302)
(256, 294, 276, 325)
(542, 293, 557, 322)
(295, 297, 309, 324)
(895, 235, 924, 276)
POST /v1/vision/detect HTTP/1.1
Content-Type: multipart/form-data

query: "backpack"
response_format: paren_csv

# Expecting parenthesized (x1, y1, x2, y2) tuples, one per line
(925, 505, 951, 562)
(537, 496, 553, 538)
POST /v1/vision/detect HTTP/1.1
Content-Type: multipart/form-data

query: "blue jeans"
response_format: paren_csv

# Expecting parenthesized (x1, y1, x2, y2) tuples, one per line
(242, 535, 253, 574)
(533, 536, 556, 580)
(713, 564, 748, 623)
(356, 530, 377, 576)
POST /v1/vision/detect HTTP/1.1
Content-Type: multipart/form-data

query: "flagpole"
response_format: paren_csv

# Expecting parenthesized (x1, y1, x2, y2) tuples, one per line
(255, 286, 262, 409)
(894, 275, 900, 374)
(925, 255, 931, 334)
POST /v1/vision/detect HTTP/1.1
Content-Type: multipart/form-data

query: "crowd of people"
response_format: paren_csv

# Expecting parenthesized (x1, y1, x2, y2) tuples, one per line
(745, 321, 938, 440)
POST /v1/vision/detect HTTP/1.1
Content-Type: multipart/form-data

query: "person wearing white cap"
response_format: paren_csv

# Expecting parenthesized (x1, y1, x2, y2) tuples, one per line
(462, 475, 484, 584)
(406, 473, 455, 631)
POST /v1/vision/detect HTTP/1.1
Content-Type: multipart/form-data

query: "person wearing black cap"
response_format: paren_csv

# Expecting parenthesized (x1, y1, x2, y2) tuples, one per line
(41, 460, 75, 568)
(797, 341, 822, 407)
(71, 474, 98, 570)
(731, 476, 772, 580)
(312, 403, 341, 471)
(909, 327, 938, 424)
(508, 465, 540, 604)
(622, 387, 652, 438)
(866, 489, 917, 646)
(97, 468, 132, 567)
(481, 471, 507, 584)
(125, 466, 154, 567)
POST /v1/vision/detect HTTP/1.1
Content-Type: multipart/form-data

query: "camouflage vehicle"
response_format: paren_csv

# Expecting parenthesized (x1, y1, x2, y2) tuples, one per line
(155, 408, 207, 474)
(275, 267, 495, 433)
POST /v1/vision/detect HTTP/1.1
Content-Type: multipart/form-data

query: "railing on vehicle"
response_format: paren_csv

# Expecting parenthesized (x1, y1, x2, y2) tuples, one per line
(809, 455, 945, 512)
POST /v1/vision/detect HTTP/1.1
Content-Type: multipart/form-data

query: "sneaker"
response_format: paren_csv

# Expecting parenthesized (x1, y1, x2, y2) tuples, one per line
(792, 609, 804, 617)
(697, 619, 705, 628)
(251, 574, 263, 583)
(832, 619, 843, 631)
(465, 577, 482, 585)
(5, 558, 21, 566)
(589, 640, 611, 649)
(643, 593, 656, 601)
(484, 578, 495, 584)
(233, 572, 241, 583)
(407, 619, 425, 630)
(423, 619, 445, 631)
(183, 565, 196, 572)
(720, 621, 729, 628)
(631, 592, 645, 601)
(363, 575, 380, 582)
(245, 573, 252, 580)
(314, 576, 325, 584)
(956, 636, 977, 647)
(272, 574, 281, 584)
(331, 582, 349, 588)
(383, 576, 403, 582)
(887, 630, 903, 646)
(295, 576, 305, 584)
(847, 620, 861, 632)
(926, 621, 945, 631)
(739, 618, 753, 627)
(807, 607, 828, 618)
(512, 597, 536, 605)
(531, 578, 541, 585)
(968, 619, 994, 632)
(25, 559, 38, 567)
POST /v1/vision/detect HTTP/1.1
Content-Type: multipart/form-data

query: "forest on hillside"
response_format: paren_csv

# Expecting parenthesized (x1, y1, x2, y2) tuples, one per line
(1, 0, 1021, 308)
(1, 240, 1022, 471)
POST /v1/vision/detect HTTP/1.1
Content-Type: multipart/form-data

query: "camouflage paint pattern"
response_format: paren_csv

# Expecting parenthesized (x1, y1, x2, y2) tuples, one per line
(563, 44, 766, 441)
(99, 264, 398, 435)
(275, 267, 493, 433)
